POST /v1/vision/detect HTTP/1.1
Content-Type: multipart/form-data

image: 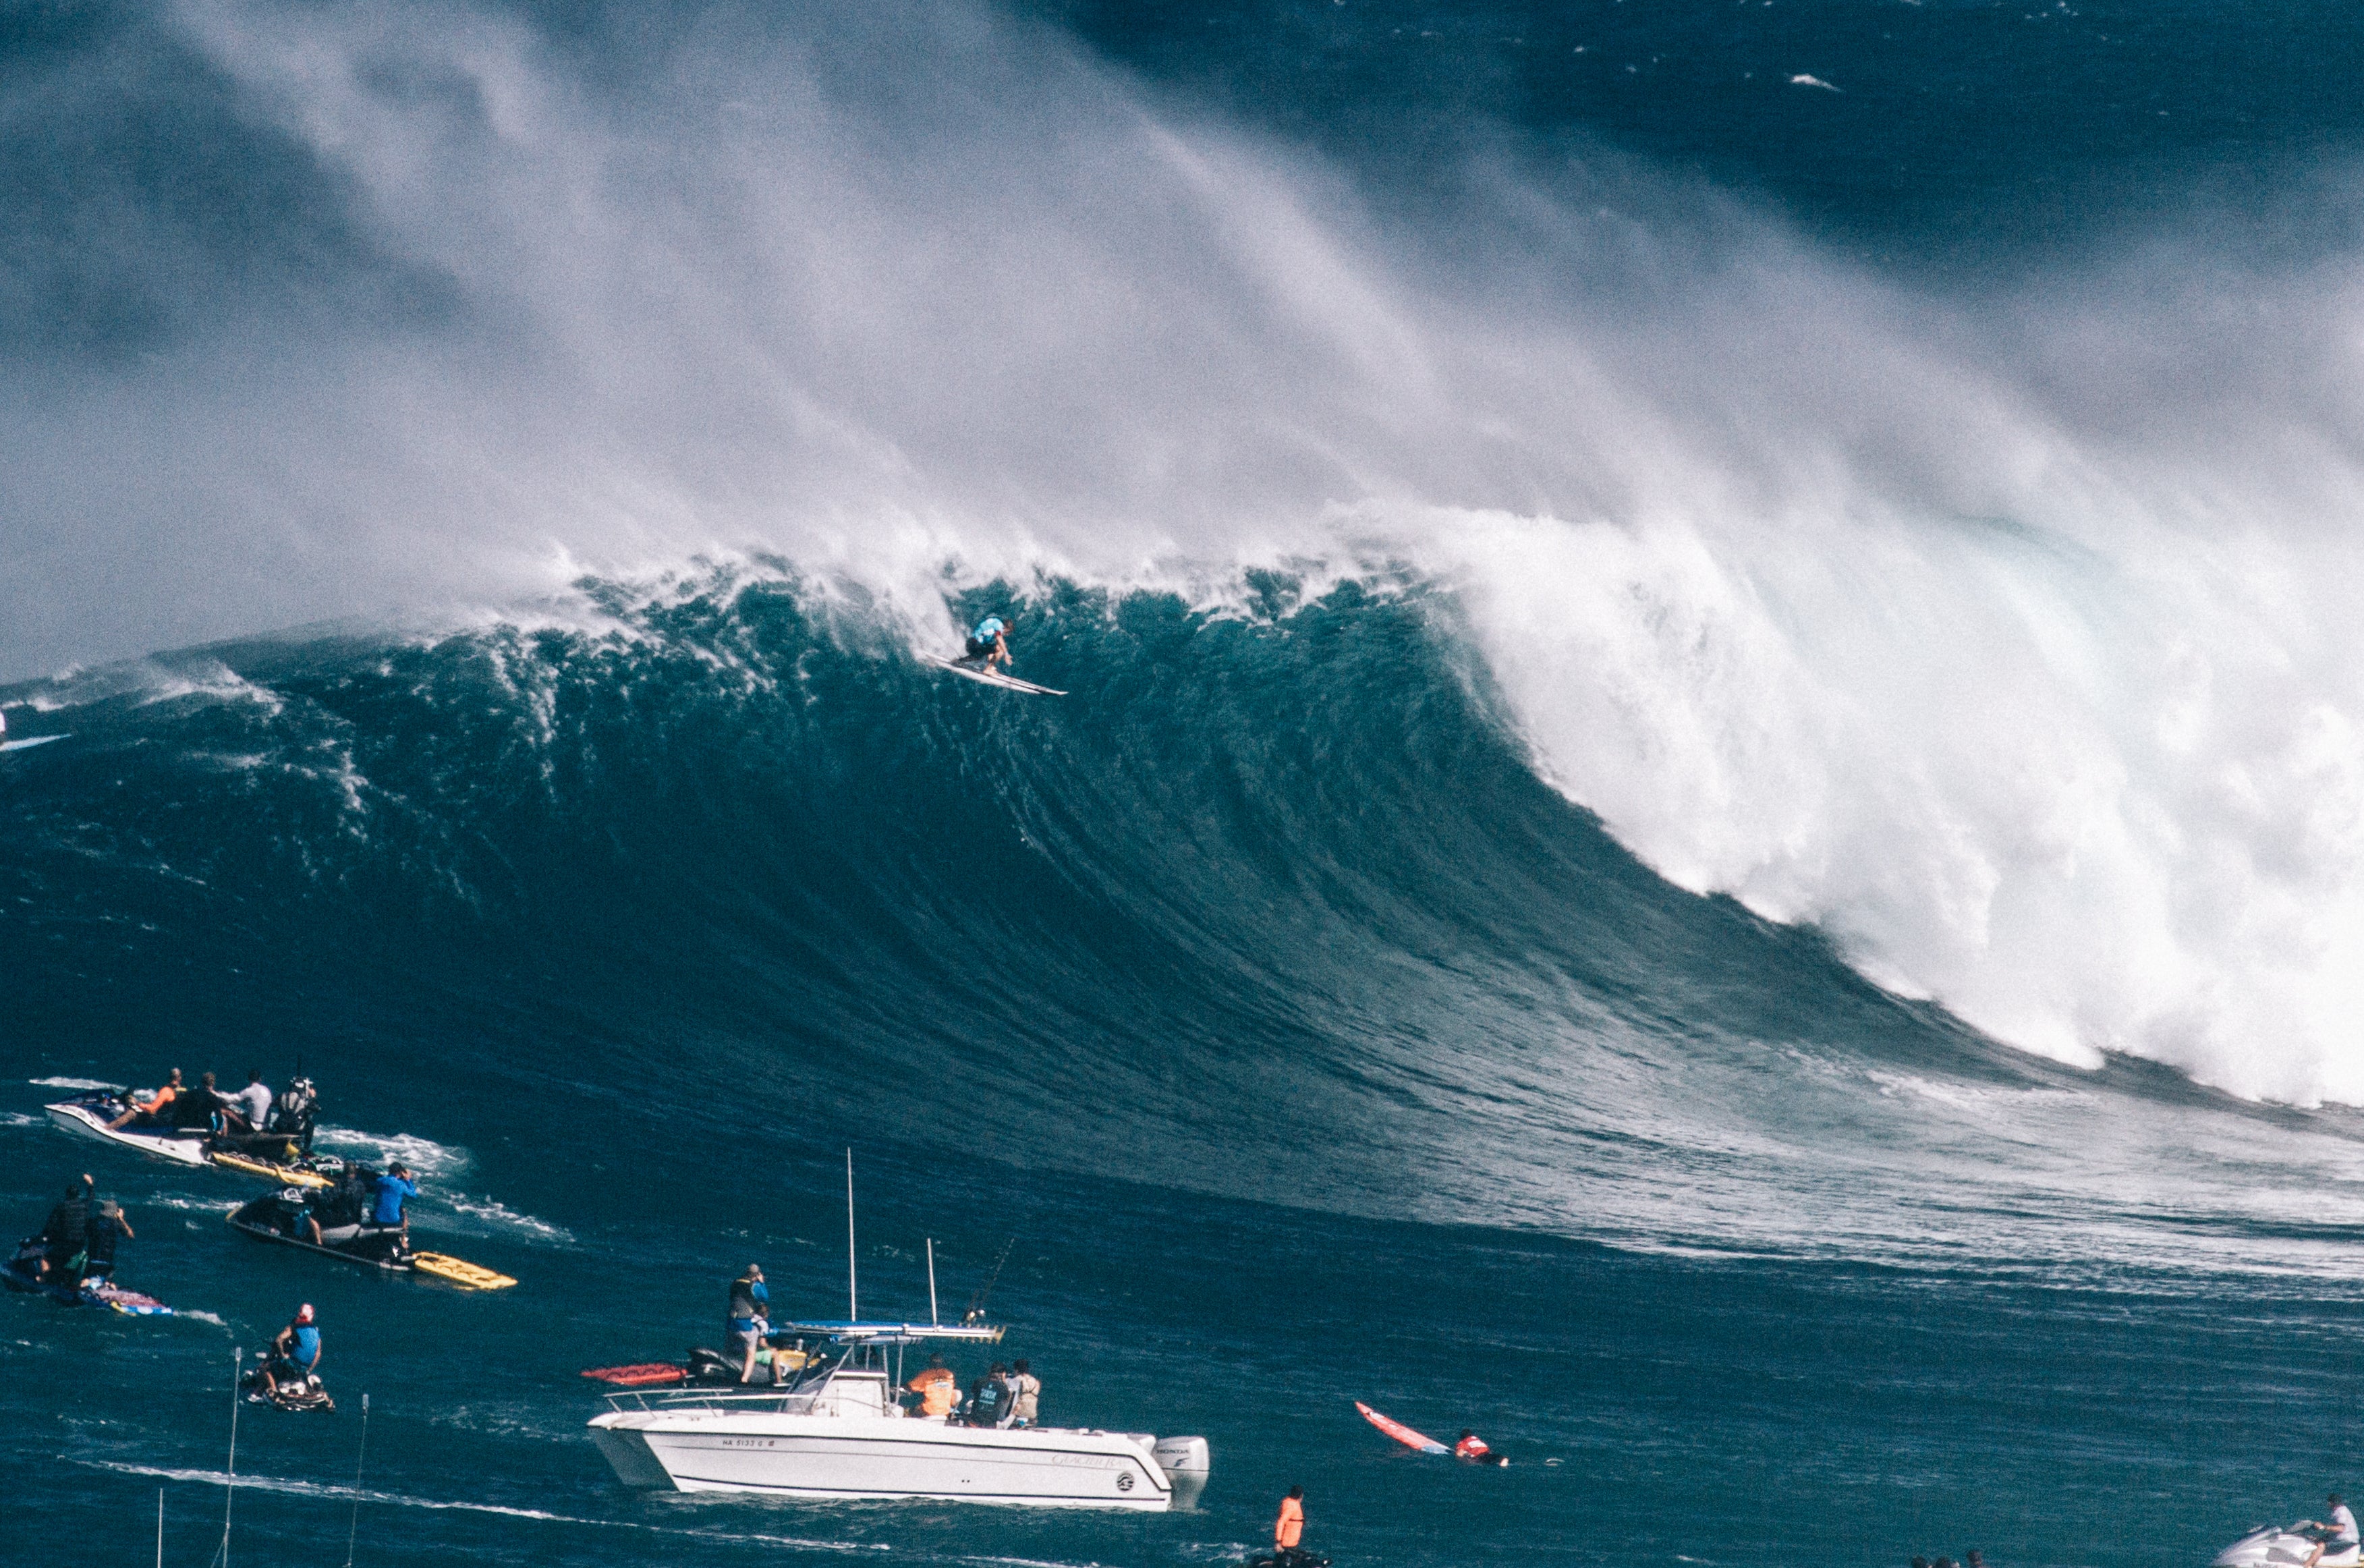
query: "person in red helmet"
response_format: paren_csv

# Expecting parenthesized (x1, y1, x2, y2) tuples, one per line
(261, 1304, 322, 1398)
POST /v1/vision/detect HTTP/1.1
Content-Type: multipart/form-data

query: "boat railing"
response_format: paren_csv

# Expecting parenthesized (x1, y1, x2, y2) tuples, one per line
(602, 1387, 829, 1415)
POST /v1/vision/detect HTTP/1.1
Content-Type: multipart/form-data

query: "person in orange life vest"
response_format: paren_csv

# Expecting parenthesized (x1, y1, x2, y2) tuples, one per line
(107, 1069, 183, 1130)
(1454, 1428, 1506, 1464)
(1275, 1486, 1305, 1552)
(906, 1353, 959, 1417)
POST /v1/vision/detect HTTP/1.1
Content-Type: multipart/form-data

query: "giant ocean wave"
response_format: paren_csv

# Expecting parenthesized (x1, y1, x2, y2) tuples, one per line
(10, 570, 2364, 1283)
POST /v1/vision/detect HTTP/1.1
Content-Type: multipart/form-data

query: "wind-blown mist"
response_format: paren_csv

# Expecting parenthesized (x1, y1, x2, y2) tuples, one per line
(10, 0, 2364, 1106)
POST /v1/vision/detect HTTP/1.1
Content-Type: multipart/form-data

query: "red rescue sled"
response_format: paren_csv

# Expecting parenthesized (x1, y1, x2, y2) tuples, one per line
(582, 1363, 687, 1387)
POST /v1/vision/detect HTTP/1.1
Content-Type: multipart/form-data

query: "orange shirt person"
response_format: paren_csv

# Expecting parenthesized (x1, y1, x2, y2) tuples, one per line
(906, 1353, 959, 1417)
(107, 1070, 182, 1131)
(1275, 1486, 1305, 1551)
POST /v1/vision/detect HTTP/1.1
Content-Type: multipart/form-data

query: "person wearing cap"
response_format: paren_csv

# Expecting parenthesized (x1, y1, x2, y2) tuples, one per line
(2305, 1494, 2360, 1566)
(81, 1196, 134, 1283)
(370, 1163, 420, 1234)
(728, 1265, 772, 1384)
(262, 1304, 322, 1397)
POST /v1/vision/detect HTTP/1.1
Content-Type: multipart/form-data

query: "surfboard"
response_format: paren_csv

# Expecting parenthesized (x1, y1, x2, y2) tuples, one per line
(207, 1148, 335, 1187)
(920, 654, 1066, 696)
(1355, 1400, 1448, 1454)
(0, 734, 67, 754)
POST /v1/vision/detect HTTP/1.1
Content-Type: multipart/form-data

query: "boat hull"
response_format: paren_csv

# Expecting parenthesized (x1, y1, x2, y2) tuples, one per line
(46, 1101, 210, 1166)
(588, 1411, 1174, 1509)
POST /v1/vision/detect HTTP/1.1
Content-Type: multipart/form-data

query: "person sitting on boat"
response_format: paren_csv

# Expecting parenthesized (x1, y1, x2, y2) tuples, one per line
(105, 1069, 183, 1130)
(906, 1353, 960, 1418)
(37, 1177, 91, 1283)
(963, 615, 1013, 673)
(1274, 1486, 1307, 1563)
(81, 1200, 133, 1284)
(262, 1304, 322, 1397)
(370, 1163, 419, 1237)
(221, 1070, 272, 1136)
(961, 1363, 1017, 1428)
(1007, 1359, 1040, 1428)
(727, 1265, 772, 1384)
(170, 1071, 227, 1131)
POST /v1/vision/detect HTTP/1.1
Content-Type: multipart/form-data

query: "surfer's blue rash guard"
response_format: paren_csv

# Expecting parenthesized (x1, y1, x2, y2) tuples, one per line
(371, 1175, 419, 1225)
(973, 617, 1005, 640)
(291, 1324, 320, 1367)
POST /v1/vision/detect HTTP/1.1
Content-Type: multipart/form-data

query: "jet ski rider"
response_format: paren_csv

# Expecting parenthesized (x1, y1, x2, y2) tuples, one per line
(370, 1163, 419, 1240)
(262, 1304, 322, 1397)
(727, 1265, 777, 1385)
(105, 1069, 182, 1130)
(1273, 1486, 1308, 1565)
(36, 1177, 92, 1284)
(963, 614, 1012, 673)
(2304, 1494, 2360, 1567)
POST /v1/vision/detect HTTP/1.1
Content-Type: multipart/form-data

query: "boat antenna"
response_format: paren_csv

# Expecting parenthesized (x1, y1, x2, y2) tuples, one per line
(926, 1238, 939, 1326)
(845, 1148, 857, 1322)
(215, 1346, 241, 1568)
(343, 1393, 370, 1568)
(963, 1235, 1017, 1325)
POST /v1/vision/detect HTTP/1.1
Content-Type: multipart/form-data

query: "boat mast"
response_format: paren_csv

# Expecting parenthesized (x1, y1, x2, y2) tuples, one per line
(926, 1238, 938, 1325)
(845, 1147, 857, 1321)
(219, 1347, 241, 1568)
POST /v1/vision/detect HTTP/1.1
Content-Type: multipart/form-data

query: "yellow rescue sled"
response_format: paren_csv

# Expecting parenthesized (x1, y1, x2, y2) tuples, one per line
(411, 1252, 517, 1291)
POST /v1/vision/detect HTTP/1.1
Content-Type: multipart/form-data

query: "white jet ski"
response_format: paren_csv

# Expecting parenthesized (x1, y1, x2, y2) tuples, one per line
(46, 1092, 212, 1166)
(2214, 1525, 2361, 1567)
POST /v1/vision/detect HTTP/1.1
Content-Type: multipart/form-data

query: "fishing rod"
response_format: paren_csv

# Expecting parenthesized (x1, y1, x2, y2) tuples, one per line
(962, 1235, 1017, 1325)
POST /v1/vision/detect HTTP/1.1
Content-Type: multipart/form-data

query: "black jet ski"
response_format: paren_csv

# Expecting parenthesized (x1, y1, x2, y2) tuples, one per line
(241, 1351, 335, 1412)
(1249, 1554, 1331, 1568)
(227, 1179, 515, 1290)
(3, 1237, 174, 1316)
(47, 1079, 339, 1188)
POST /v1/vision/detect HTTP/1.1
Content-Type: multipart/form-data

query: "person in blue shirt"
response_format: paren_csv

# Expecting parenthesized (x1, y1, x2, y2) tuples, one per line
(261, 1303, 322, 1397)
(963, 615, 1013, 673)
(727, 1264, 776, 1384)
(371, 1163, 420, 1235)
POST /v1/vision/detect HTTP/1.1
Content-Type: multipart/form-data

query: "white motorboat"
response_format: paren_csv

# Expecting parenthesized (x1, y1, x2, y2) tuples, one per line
(588, 1320, 1210, 1508)
(2214, 1524, 2361, 1567)
(46, 1094, 211, 1166)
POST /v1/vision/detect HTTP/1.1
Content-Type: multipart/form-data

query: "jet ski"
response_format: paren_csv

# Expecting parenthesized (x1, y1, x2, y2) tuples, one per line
(2214, 1525, 2362, 1566)
(240, 1353, 335, 1412)
(45, 1090, 212, 1167)
(3, 1238, 174, 1316)
(227, 1184, 516, 1290)
(47, 1082, 337, 1186)
(1247, 1553, 1330, 1568)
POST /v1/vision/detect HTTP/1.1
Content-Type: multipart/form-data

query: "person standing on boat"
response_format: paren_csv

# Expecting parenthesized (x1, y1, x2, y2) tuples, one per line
(1007, 1359, 1040, 1427)
(907, 1352, 959, 1417)
(105, 1069, 182, 1130)
(37, 1177, 91, 1283)
(370, 1163, 420, 1237)
(727, 1265, 771, 1384)
(81, 1199, 133, 1283)
(1274, 1486, 1307, 1562)
(262, 1304, 322, 1397)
